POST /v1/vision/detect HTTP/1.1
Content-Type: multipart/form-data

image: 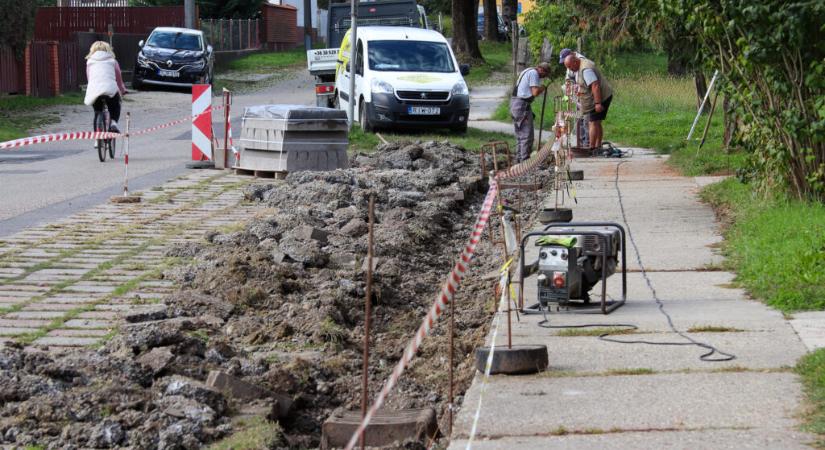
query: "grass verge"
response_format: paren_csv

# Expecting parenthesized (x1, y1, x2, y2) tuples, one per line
(213, 47, 307, 93)
(0, 92, 84, 141)
(797, 349, 825, 447)
(464, 41, 513, 87)
(701, 178, 825, 312)
(348, 127, 515, 154)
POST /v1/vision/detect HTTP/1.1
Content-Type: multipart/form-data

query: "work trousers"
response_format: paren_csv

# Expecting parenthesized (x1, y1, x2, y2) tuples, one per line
(510, 97, 534, 162)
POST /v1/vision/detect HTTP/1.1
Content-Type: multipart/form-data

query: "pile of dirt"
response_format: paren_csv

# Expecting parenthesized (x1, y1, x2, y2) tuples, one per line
(0, 141, 548, 449)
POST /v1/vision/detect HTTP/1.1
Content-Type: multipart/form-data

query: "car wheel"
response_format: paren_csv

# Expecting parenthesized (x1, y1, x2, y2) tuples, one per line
(451, 123, 468, 134)
(359, 100, 373, 132)
(132, 77, 143, 91)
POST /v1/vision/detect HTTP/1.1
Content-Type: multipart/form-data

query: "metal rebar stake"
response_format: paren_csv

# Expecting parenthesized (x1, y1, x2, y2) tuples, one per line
(360, 195, 374, 450)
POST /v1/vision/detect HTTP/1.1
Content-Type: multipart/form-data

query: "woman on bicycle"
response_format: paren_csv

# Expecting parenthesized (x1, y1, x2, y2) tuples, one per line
(84, 41, 126, 133)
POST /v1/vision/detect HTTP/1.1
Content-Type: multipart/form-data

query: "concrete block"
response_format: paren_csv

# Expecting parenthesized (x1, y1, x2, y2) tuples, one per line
(206, 370, 292, 418)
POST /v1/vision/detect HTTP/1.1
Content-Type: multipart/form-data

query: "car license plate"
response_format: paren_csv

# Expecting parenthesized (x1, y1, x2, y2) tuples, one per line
(158, 69, 179, 78)
(407, 106, 440, 115)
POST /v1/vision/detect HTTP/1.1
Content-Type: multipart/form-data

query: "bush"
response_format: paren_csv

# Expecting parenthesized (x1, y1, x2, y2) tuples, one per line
(687, 1, 825, 201)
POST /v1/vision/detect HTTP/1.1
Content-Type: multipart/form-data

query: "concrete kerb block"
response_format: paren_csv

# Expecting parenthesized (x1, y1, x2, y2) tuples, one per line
(206, 370, 292, 419)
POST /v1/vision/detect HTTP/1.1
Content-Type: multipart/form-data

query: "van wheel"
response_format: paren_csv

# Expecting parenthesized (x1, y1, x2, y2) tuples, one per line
(359, 101, 373, 132)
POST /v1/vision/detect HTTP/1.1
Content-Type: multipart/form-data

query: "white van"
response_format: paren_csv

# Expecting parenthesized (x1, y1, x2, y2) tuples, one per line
(334, 26, 471, 133)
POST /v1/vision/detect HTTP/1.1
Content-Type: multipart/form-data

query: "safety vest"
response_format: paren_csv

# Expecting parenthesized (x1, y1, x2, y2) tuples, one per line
(576, 58, 613, 113)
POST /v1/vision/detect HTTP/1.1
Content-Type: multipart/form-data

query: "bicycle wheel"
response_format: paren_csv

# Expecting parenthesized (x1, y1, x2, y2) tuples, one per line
(95, 113, 106, 162)
(108, 136, 116, 159)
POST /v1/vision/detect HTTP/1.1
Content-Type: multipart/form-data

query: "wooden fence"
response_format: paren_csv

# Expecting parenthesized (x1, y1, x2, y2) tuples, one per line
(34, 6, 186, 41)
(0, 47, 24, 95)
(200, 19, 261, 52)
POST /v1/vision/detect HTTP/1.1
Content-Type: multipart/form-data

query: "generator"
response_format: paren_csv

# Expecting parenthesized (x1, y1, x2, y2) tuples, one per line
(521, 222, 627, 314)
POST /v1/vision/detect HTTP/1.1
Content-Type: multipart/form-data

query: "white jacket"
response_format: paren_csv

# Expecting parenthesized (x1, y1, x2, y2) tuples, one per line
(84, 51, 124, 106)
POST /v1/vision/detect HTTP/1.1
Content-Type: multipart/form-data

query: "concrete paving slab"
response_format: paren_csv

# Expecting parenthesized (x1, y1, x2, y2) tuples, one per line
(789, 311, 825, 351)
(452, 372, 804, 438)
(34, 336, 100, 347)
(0, 327, 39, 336)
(449, 427, 813, 450)
(488, 330, 804, 371)
(62, 319, 113, 329)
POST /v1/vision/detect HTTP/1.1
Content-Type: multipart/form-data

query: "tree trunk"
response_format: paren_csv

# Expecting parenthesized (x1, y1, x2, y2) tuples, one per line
(723, 97, 735, 150)
(694, 71, 708, 112)
(483, 0, 499, 41)
(452, 0, 484, 62)
(666, 52, 687, 76)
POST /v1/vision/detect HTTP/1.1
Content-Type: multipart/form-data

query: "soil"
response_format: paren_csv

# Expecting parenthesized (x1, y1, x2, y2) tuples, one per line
(0, 140, 548, 449)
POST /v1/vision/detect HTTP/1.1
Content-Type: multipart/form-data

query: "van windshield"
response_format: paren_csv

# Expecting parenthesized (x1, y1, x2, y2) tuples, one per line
(368, 40, 455, 73)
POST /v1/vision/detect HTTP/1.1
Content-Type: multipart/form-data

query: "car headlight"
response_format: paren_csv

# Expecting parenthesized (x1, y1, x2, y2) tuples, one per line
(371, 79, 394, 95)
(192, 59, 206, 70)
(137, 53, 150, 68)
(451, 81, 469, 96)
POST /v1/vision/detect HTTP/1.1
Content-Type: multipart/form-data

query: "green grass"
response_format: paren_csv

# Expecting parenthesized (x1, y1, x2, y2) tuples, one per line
(464, 41, 513, 86)
(701, 178, 825, 312)
(225, 47, 307, 72)
(797, 349, 825, 447)
(348, 127, 516, 154)
(207, 417, 283, 450)
(0, 92, 84, 141)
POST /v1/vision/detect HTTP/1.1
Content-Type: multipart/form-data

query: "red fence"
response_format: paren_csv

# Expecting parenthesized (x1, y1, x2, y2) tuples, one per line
(262, 4, 298, 51)
(34, 6, 186, 41)
(0, 47, 24, 94)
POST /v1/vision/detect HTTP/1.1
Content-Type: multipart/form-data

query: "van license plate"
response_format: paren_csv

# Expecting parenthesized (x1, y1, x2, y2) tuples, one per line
(158, 69, 179, 78)
(408, 106, 440, 115)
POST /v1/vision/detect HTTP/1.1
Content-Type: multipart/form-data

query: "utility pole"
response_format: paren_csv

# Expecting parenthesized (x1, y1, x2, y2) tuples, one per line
(185, 0, 196, 29)
(347, 0, 358, 129)
(303, 0, 313, 51)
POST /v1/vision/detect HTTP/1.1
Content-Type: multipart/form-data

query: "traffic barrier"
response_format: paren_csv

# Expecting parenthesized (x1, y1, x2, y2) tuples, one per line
(344, 139, 559, 450)
(192, 84, 213, 161)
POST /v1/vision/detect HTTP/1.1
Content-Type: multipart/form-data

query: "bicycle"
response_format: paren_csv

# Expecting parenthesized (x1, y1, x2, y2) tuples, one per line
(93, 98, 117, 162)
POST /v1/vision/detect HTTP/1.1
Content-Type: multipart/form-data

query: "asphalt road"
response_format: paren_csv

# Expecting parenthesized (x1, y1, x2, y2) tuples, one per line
(0, 71, 316, 237)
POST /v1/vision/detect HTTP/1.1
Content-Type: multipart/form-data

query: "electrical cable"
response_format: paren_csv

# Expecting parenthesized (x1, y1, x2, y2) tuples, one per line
(535, 161, 736, 362)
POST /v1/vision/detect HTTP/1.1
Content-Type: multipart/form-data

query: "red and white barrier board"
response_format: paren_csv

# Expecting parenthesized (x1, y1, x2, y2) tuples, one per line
(192, 84, 213, 161)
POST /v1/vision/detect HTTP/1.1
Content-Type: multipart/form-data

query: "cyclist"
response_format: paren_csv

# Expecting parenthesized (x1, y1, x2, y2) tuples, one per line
(84, 41, 126, 133)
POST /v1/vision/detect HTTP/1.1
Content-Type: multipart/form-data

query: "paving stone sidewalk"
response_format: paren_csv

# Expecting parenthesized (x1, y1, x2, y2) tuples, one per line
(449, 150, 817, 449)
(0, 170, 265, 351)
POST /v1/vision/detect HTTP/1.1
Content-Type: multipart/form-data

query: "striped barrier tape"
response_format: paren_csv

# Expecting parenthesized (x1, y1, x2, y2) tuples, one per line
(344, 136, 560, 448)
(0, 104, 226, 150)
(344, 177, 500, 450)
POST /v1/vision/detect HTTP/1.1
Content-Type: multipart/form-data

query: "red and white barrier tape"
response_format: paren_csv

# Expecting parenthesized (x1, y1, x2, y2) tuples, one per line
(0, 131, 120, 150)
(344, 137, 559, 448)
(344, 177, 500, 450)
(0, 104, 225, 150)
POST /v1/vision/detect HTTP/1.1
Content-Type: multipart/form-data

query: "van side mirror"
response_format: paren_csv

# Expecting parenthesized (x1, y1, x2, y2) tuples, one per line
(138, 40, 144, 48)
(207, 44, 213, 54)
(460, 64, 470, 76)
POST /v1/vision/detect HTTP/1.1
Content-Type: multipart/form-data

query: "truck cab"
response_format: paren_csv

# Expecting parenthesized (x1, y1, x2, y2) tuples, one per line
(334, 27, 470, 133)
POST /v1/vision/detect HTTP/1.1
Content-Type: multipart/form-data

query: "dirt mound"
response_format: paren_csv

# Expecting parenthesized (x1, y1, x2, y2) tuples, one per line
(0, 141, 546, 448)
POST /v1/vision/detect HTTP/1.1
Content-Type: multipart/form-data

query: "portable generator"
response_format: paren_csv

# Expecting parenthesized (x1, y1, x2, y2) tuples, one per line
(521, 222, 628, 314)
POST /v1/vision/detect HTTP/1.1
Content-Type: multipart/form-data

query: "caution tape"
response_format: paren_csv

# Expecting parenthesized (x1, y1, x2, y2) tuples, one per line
(0, 104, 225, 150)
(344, 136, 559, 448)
(344, 177, 499, 450)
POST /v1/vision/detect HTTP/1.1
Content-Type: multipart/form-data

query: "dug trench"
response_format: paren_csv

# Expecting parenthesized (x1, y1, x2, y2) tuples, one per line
(0, 141, 548, 449)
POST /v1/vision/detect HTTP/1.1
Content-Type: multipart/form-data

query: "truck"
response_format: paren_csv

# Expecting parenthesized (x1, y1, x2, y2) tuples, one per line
(307, 0, 429, 107)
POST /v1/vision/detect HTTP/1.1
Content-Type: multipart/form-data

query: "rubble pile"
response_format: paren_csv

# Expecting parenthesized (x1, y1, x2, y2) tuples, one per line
(0, 141, 545, 448)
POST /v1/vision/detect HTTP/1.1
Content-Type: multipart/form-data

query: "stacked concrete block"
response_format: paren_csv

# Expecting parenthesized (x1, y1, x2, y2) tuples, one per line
(238, 105, 349, 173)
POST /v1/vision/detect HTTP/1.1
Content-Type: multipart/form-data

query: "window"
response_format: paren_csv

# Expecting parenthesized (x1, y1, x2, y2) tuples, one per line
(368, 40, 455, 73)
(147, 31, 203, 51)
(356, 41, 364, 76)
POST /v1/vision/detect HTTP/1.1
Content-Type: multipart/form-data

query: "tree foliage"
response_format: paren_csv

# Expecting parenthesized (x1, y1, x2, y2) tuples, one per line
(686, 0, 825, 201)
(0, 0, 38, 57)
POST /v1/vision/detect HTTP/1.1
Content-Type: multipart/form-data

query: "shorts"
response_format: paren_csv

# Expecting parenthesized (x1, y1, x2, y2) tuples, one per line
(588, 95, 612, 122)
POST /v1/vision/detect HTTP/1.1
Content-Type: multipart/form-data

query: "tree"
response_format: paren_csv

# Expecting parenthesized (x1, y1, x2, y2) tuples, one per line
(131, 0, 261, 18)
(451, 0, 483, 62)
(0, 0, 38, 57)
(482, 0, 499, 41)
